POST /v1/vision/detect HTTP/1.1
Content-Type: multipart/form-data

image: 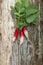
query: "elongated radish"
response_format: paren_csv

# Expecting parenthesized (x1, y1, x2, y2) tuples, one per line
(13, 28, 19, 42)
(23, 26, 29, 39)
(20, 30, 24, 45)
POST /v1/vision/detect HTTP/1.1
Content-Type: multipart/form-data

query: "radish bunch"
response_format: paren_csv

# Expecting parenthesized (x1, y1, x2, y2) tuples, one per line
(13, 26, 29, 45)
(11, 0, 39, 45)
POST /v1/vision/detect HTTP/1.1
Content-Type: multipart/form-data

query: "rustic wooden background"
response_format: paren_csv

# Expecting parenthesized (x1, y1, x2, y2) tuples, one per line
(0, 0, 43, 65)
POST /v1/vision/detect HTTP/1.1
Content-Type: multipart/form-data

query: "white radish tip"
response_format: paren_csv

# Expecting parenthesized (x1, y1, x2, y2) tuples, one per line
(20, 37, 24, 45)
(24, 31, 28, 38)
(13, 37, 16, 42)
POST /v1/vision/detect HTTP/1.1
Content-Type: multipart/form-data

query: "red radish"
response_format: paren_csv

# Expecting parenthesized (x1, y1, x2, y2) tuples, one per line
(20, 30, 24, 45)
(23, 26, 28, 39)
(13, 28, 19, 42)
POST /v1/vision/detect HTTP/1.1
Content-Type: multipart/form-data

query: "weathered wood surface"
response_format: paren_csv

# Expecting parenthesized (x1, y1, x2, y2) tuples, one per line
(10, 38, 33, 65)
(41, 0, 43, 21)
(0, 0, 43, 65)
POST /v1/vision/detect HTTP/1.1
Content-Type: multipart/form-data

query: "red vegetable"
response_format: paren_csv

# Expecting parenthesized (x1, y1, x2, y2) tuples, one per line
(20, 30, 24, 45)
(13, 28, 19, 42)
(23, 26, 28, 39)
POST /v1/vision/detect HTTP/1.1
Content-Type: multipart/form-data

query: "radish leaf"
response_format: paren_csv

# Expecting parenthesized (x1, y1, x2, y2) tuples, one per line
(26, 12, 39, 24)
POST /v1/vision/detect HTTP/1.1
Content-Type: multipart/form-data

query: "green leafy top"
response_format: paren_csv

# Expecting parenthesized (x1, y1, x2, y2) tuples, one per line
(11, 0, 39, 30)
